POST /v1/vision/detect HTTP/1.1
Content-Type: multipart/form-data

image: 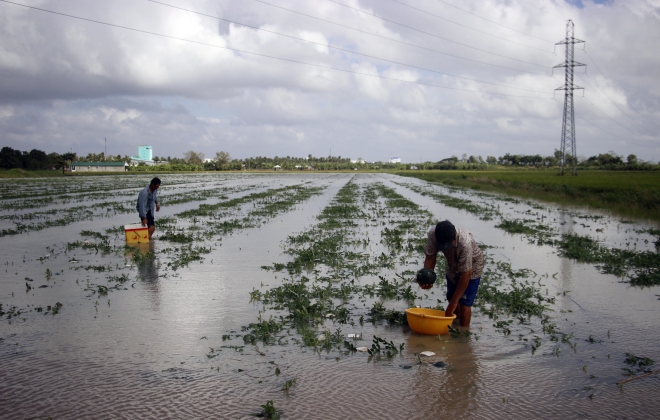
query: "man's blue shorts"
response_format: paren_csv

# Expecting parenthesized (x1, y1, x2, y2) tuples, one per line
(446, 276, 481, 307)
(143, 211, 155, 228)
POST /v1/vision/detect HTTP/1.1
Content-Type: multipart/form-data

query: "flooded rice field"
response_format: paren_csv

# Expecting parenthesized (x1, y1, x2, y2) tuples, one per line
(1, 173, 659, 419)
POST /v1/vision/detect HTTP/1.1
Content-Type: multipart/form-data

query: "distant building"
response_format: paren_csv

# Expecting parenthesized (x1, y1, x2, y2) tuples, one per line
(71, 162, 127, 172)
(131, 145, 153, 163)
(273, 165, 282, 171)
(389, 156, 401, 163)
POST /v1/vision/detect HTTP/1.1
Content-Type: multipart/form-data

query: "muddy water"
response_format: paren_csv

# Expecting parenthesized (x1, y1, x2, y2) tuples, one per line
(1, 173, 658, 419)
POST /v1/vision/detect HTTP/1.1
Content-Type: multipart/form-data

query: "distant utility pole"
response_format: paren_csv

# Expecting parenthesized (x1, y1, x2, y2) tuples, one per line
(104, 137, 107, 160)
(554, 20, 585, 176)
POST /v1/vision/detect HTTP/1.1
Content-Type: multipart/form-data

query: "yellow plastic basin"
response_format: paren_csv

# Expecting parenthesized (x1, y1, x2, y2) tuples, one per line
(406, 308, 456, 335)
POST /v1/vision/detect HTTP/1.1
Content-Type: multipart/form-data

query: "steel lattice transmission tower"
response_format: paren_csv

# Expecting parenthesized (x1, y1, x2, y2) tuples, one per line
(554, 20, 585, 176)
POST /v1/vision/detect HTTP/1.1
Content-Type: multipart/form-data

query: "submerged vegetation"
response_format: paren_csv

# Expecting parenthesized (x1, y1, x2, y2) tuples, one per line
(557, 233, 660, 286)
(400, 170, 660, 221)
(2, 172, 659, 417)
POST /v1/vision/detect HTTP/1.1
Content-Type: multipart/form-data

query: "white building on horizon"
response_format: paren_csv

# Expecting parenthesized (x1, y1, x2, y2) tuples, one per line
(389, 156, 401, 163)
(131, 145, 153, 163)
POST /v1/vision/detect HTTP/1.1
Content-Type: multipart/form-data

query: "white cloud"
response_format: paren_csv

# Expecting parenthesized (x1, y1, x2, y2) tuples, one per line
(0, 0, 658, 161)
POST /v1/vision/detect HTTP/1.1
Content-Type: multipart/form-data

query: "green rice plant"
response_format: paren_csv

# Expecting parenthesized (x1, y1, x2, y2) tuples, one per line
(368, 302, 407, 324)
(366, 335, 405, 358)
(557, 233, 660, 286)
(623, 353, 655, 375)
(160, 230, 194, 243)
(167, 245, 211, 270)
(80, 230, 109, 241)
(255, 400, 281, 419)
(495, 219, 553, 246)
(242, 317, 286, 345)
(399, 182, 499, 220)
(399, 170, 660, 221)
(108, 273, 131, 284)
(124, 247, 156, 264)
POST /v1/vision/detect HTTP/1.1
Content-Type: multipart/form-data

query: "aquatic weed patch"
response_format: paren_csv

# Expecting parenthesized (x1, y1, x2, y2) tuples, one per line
(557, 233, 660, 286)
(495, 219, 555, 245)
(397, 182, 499, 220)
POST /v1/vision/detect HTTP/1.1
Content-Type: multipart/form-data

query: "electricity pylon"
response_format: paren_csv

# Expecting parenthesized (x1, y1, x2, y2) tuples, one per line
(554, 20, 585, 176)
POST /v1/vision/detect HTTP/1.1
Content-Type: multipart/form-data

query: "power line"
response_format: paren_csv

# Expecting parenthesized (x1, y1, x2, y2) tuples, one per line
(583, 48, 660, 129)
(389, 0, 552, 52)
(575, 113, 628, 142)
(252, 0, 548, 76)
(145, 0, 550, 94)
(576, 112, 657, 149)
(322, 0, 549, 68)
(579, 96, 656, 139)
(575, 74, 656, 136)
(0, 0, 550, 99)
(433, 0, 557, 43)
(558, 96, 656, 149)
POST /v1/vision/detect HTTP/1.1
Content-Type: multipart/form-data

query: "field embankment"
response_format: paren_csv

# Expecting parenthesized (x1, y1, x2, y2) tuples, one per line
(0, 168, 65, 178)
(398, 170, 660, 222)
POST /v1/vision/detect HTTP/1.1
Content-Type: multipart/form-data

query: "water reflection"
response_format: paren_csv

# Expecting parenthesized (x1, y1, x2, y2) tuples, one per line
(127, 241, 162, 311)
(405, 332, 480, 417)
(558, 211, 576, 312)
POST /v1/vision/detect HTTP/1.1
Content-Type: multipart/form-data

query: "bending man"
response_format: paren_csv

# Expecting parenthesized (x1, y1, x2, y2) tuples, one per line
(136, 177, 161, 239)
(421, 220, 484, 327)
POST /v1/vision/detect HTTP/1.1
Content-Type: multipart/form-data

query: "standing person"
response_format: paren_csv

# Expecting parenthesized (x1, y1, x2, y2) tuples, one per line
(136, 177, 161, 239)
(419, 220, 484, 327)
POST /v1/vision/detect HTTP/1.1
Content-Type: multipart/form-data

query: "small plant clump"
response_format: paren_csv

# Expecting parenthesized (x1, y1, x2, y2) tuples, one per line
(623, 353, 655, 376)
(557, 233, 660, 286)
(255, 400, 281, 419)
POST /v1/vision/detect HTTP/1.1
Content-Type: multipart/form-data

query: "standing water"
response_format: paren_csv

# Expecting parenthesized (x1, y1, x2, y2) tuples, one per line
(0, 173, 658, 419)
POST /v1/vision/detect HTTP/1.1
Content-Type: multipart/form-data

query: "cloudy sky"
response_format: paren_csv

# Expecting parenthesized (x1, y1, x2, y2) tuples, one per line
(1, 0, 659, 162)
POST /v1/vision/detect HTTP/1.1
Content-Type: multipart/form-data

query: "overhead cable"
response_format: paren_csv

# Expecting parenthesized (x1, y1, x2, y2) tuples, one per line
(577, 113, 657, 149)
(575, 74, 656, 136)
(322, 0, 550, 68)
(579, 96, 657, 139)
(390, 0, 552, 52)
(145, 0, 550, 94)
(252, 0, 548, 76)
(433, 0, 556, 43)
(584, 48, 660, 129)
(0, 0, 551, 99)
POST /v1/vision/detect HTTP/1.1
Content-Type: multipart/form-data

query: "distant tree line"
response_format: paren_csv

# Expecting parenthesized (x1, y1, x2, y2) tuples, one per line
(0, 146, 75, 170)
(3, 146, 658, 172)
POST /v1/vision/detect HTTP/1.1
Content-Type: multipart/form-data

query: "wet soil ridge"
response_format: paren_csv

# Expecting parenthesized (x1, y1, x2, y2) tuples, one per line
(2, 173, 659, 418)
(399, 171, 660, 221)
(2, 177, 329, 321)
(396, 181, 660, 287)
(0, 176, 263, 237)
(236, 176, 575, 374)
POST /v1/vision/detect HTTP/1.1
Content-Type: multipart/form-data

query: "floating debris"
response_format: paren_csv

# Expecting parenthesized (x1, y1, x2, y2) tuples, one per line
(419, 351, 436, 357)
(356, 347, 369, 352)
(433, 361, 447, 368)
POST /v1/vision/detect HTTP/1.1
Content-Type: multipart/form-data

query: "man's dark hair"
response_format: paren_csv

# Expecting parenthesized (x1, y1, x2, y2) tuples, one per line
(150, 177, 161, 186)
(435, 220, 456, 252)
